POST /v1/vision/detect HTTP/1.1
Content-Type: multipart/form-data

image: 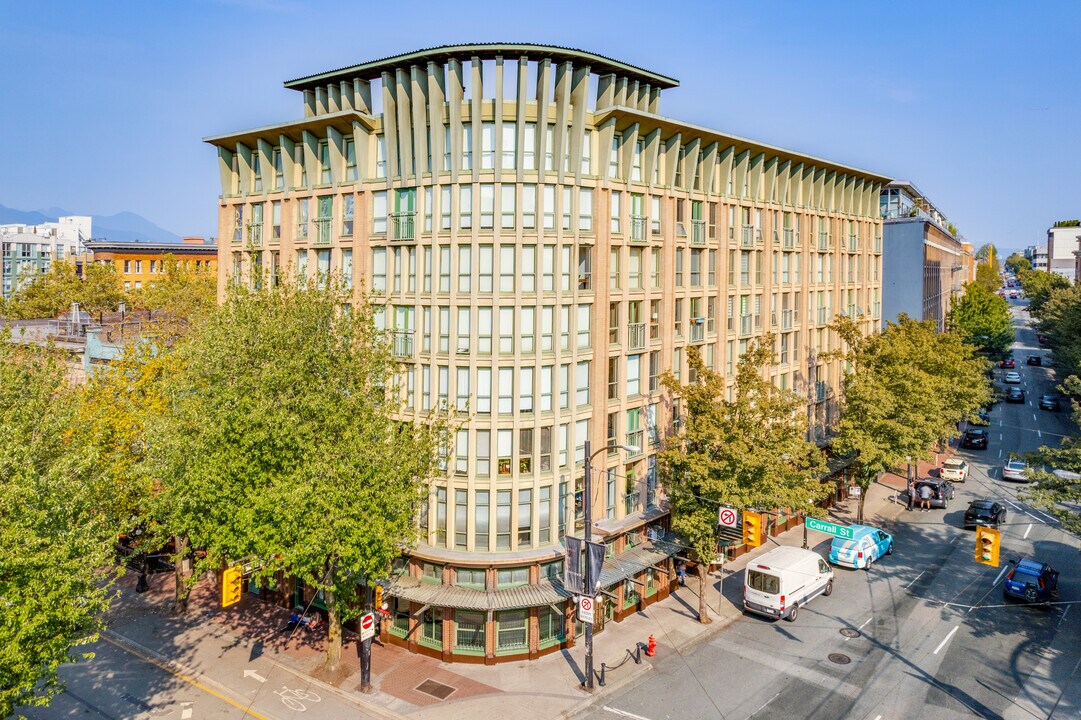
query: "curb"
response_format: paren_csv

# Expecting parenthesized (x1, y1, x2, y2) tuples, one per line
(103, 627, 406, 720)
(558, 660, 652, 719)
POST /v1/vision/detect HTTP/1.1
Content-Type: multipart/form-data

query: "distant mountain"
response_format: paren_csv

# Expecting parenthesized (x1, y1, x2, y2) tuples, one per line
(0, 203, 183, 244)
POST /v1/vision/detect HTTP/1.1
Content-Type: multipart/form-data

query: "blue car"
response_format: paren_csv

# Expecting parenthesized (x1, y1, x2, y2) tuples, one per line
(828, 525, 894, 569)
(1003, 559, 1059, 605)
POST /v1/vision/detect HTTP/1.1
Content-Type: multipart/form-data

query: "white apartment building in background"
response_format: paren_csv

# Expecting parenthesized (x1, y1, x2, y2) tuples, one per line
(1045, 222, 1079, 280)
(0, 215, 92, 298)
(205, 43, 887, 663)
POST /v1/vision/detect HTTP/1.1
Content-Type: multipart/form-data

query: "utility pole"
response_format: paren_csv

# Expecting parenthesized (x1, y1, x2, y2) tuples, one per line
(582, 439, 595, 692)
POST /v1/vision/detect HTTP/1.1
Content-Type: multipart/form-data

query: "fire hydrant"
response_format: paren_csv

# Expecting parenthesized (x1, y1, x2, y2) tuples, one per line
(645, 634, 657, 656)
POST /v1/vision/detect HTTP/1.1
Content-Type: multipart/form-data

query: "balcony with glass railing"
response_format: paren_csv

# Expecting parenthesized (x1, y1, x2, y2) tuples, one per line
(739, 314, 752, 337)
(781, 308, 794, 331)
(690, 319, 705, 343)
(818, 232, 830, 251)
(629, 215, 648, 244)
(245, 222, 263, 248)
(691, 220, 706, 245)
(313, 218, 332, 245)
(390, 330, 414, 358)
(783, 229, 796, 249)
(624, 490, 641, 516)
(741, 225, 754, 248)
(627, 322, 646, 350)
(390, 212, 416, 242)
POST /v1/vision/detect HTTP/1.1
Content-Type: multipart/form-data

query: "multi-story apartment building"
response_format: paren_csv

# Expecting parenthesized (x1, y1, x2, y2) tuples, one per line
(0, 215, 91, 298)
(205, 44, 886, 663)
(880, 181, 966, 330)
(85, 237, 217, 291)
(1046, 221, 1081, 281)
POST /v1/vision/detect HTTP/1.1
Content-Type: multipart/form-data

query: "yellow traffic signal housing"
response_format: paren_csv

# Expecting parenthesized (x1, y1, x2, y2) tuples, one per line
(974, 526, 1000, 567)
(222, 566, 243, 607)
(742, 511, 763, 548)
(373, 584, 384, 610)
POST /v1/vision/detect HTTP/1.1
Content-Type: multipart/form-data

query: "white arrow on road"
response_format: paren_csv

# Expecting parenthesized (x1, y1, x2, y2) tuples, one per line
(243, 669, 267, 683)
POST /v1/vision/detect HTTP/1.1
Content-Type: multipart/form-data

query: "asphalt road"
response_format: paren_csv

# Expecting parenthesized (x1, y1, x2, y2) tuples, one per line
(581, 302, 1080, 720)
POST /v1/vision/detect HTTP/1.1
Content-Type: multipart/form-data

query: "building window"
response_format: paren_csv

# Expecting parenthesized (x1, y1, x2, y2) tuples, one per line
(480, 184, 495, 229)
(318, 140, 330, 184)
(501, 122, 516, 170)
(344, 139, 357, 181)
(496, 489, 512, 550)
(457, 566, 486, 589)
(420, 609, 442, 649)
(342, 196, 354, 236)
(375, 135, 387, 178)
(496, 610, 528, 655)
(578, 189, 593, 233)
(474, 489, 490, 550)
(517, 489, 531, 545)
(435, 487, 447, 546)
(454, 488, 468, 548)
(455, 611, 486, 654)
(538, 605, 565, 648)
(481, 122, 496, 169)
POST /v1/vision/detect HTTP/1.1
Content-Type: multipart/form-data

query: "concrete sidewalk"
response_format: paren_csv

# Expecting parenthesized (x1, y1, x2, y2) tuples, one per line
(104, 462, 935, 720)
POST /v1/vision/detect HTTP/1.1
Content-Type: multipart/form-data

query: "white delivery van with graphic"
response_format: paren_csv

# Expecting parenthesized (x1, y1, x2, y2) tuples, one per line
(743, 547, 834, 622)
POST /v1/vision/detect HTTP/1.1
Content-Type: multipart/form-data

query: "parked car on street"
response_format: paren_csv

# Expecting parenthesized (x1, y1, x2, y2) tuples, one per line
(1039, 394, 1060, 411)
(961, 428, 989, 449)
(1006, 387, 1025, 403)
(1009, 291, 1018, 299)
(1026, 355, 1042, 366)
(904, 478, 955, 509)
(744, 547, 833, 622)
(1004, 371, 1022, 384)
(964, 500, 1006, 528)
(940, 458, 969, 482)
(1003, 559, 1059, 605)
(1002, 459, 1030, 482)
(828, 525, 894, 570)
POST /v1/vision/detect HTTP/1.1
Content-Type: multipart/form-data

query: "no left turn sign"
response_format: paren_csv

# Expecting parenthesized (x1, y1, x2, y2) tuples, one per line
(718, 507, 738, 527)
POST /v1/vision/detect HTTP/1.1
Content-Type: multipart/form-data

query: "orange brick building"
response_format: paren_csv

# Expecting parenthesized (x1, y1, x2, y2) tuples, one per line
(84, 237, 217, 291)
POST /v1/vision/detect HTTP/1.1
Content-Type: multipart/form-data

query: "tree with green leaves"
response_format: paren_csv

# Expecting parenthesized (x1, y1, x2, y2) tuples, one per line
(2, 261, 128, 319)
(1004, 253, 1031, 275)
(975, 263, 1001, 293)
(946, 281, 1014, 357)
(1032, 283, 1081, 375)
(659, 337, 827, 624)
(830, 315, 990, 522)
(128, 254, 217, 322)
(1024, 377, 1081, 536)
(974, 243, 1000, 273)
(146, 281, 451, 671)
(1019, 269, 1071, 318)
(0, 335, 118, 717)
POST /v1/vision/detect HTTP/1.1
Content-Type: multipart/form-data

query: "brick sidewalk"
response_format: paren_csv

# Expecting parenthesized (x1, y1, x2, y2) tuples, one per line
(105, 465, 929, 720)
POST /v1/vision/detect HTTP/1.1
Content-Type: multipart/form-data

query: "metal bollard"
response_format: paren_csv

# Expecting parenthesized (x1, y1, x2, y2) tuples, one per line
(632, 644, 641, 664)
(599, 662, 606, 687)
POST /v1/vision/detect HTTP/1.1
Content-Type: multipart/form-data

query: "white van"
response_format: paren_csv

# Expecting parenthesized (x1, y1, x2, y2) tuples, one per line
(743, 547, 834, 622)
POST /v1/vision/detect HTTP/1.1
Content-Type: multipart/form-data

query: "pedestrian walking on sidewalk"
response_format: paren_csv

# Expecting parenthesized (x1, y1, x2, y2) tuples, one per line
(907, 479, 915, 511)
(676, 561, 686, 587)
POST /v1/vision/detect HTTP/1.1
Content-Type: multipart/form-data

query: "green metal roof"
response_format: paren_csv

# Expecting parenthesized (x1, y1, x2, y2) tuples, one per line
(284, 43, 679, 91)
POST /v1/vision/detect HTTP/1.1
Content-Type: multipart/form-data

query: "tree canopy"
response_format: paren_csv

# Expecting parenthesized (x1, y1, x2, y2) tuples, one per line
(0, 336, 118, 717)
(145, 282, 451, 669)
(975, 263, 1001, 293)
(128, 254, 216, 323)
(946, 281, 1014, 357)
(830, 315, 990, 520)
(659, 338, 827, 623)
(1004, 253, 1031, 275)
(1025, 376, 1081, 536)
(1, 261, 128, 319)
(1019, 269, 1071, 316)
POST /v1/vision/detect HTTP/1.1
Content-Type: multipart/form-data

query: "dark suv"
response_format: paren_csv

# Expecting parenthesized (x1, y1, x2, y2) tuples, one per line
(961, 429, 988, 449)
(1003, 559, 1059, 605)
(1039, 395, 1061, 411)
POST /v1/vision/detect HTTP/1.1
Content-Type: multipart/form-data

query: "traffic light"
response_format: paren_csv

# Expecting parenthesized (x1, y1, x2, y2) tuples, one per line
(975, 526, 1000, 567)
(373, 584, 384, 610)
(742, 511, 763, 548)
(222, 566, 243, 607)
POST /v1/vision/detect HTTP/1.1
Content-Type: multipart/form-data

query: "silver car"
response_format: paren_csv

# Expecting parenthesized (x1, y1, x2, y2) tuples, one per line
(1002, 459, 1029, 482)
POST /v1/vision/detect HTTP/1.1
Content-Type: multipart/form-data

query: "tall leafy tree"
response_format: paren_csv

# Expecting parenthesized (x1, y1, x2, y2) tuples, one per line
(946, 281, 1014, 356)
(1033, 284, 1081, 374)
(975, 263, 1001, 293)
(0, 336, 117, 717)
(128, 254, 217, 322)
(147, 282, 450, 670)
(831, 315, 990, 521)
(1025, 378, 1081, 536)
(1020, 269, 1071, 318)
(1004, 253, 1031, 275)
(2, 261, 128, 319)
(974, 243, 1000, 273)
(659, 338, 827, 624)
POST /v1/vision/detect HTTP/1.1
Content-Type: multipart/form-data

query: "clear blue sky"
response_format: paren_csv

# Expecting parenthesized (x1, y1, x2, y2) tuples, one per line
(2, 0, 1077, 254)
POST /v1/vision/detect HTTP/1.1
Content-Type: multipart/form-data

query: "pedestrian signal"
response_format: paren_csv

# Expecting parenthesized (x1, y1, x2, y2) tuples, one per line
(974, 526, 1000, 567)
(742, 511, 763, 548)
(222, 566, 243, 607)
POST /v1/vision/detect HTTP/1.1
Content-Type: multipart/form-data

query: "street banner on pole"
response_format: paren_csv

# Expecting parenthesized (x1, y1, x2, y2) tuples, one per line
(564, 536, 584, 594)
(585, 541, 605, 595)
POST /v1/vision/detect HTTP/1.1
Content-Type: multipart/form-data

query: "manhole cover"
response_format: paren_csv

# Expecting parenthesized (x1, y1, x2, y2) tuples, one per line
(839, 628, 860, 638)
(828, 653, 852, 665)
(416, 679, 456, 700)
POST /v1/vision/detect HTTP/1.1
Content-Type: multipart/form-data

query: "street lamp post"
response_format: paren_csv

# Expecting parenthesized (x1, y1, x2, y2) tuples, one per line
(581, 439, 639, 692)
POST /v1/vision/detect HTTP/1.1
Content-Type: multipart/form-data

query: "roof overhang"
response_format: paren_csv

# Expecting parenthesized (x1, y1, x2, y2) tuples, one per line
(284, 43, 679, 92)
(202, 109, 377, 149)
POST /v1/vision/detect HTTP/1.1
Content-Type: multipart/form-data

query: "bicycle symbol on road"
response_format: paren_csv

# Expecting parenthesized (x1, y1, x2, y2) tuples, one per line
(275, 686, 322, 712)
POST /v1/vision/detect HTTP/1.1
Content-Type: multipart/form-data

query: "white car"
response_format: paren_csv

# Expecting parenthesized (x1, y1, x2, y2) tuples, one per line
(940, 458, 969, 482)
(1002, 459, 1029, 482)
(1004, 371, 1022, 384)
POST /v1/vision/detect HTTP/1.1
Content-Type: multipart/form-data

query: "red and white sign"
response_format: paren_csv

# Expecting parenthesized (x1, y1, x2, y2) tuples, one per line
(718, 507, 738, 528)
(359, 612, 377, 641)
(578, 595, 595, 624)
